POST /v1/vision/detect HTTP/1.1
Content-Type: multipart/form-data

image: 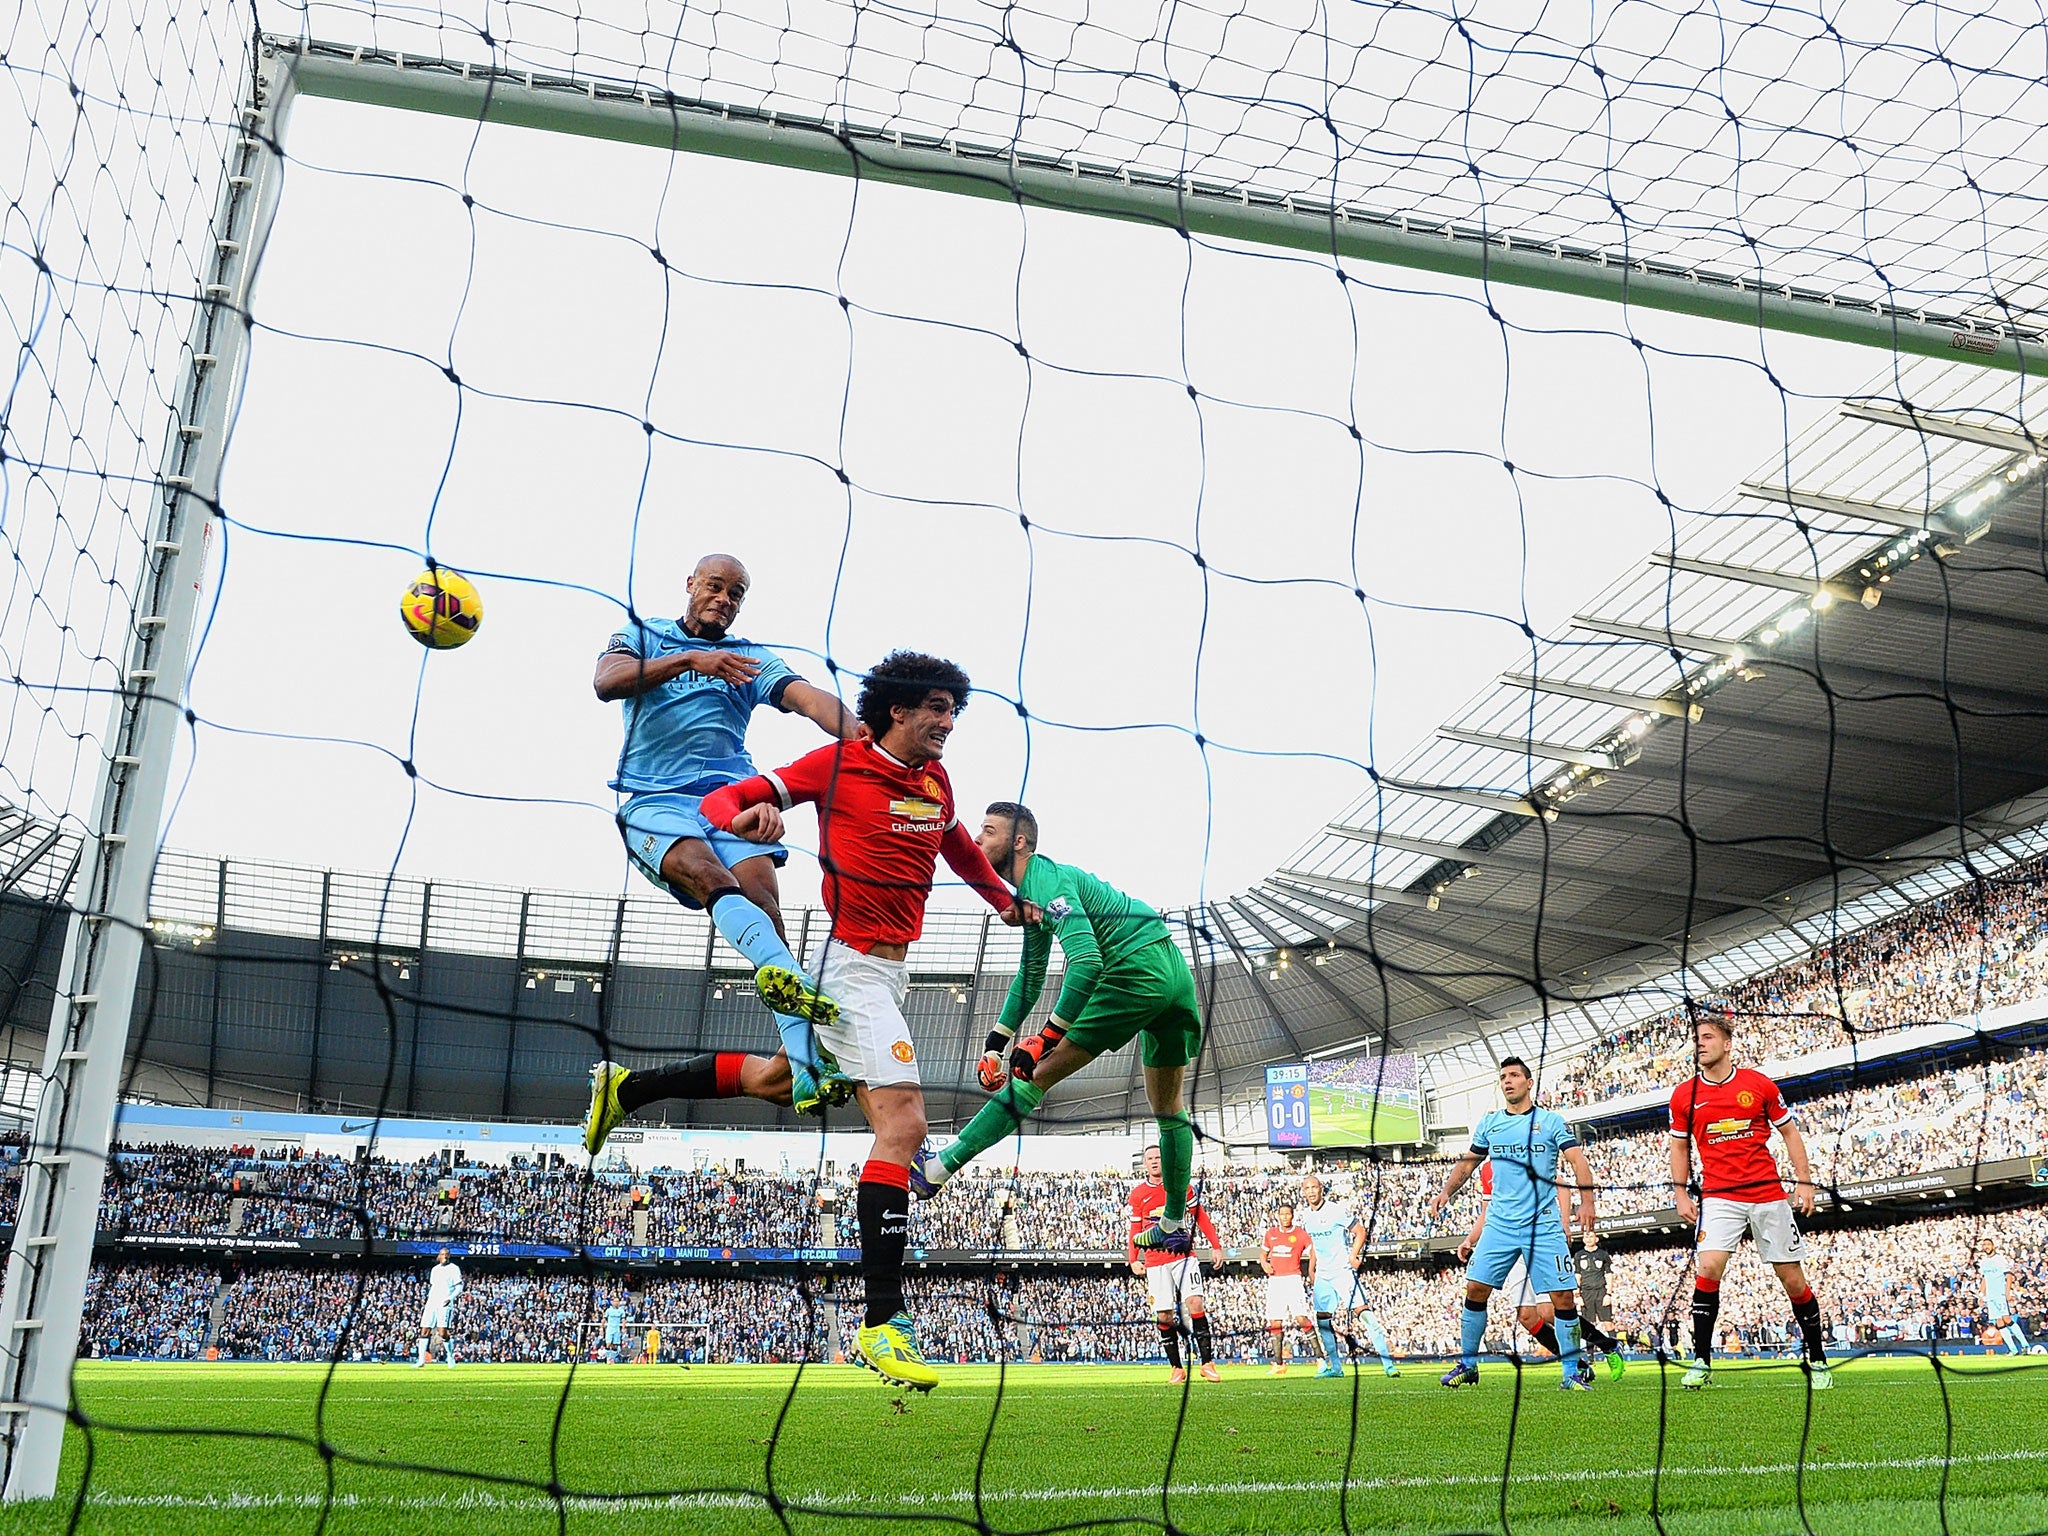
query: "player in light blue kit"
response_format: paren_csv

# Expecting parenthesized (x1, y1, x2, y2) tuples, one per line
(1297, 1174, 1400, 1379)
(1980, 1238, 2030, 1354)
(585, 554, 863, 1122)
(1429, 1057, 1596, 1391)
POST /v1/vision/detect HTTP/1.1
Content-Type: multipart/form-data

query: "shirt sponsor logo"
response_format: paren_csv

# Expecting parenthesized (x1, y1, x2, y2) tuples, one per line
(888, 796, 946, 832)
(891, 1039, 916, 1063)
(1704, 1116, 1754, 1137)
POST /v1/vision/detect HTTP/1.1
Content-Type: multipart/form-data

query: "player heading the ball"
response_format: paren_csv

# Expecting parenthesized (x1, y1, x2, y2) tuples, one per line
(1668, 1013, 1832, 1389)
(1430, 1057, 1597, 1391)
(583, 553, 862, 1139)
(703, 651, 1034, 1392)
(908, 803, 1205, 1259)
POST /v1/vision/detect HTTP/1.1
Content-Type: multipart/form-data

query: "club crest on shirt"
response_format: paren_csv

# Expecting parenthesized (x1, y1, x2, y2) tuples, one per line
(1736, 1089, 1757, 1108)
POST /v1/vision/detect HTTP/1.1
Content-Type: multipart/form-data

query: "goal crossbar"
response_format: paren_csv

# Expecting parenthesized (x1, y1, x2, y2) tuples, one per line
(276, 36, 2048, 377)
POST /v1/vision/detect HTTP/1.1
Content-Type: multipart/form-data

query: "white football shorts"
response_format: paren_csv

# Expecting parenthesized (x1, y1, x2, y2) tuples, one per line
(1145, 1256, 1204, 1313)
(1697, 1196, 1805, 1263)
(1503, 1256, 1543, 1311)
(1264, 1274, 1310, 1323)
(813, 941, 918, 1088)
(419, 1299, 454, 1331)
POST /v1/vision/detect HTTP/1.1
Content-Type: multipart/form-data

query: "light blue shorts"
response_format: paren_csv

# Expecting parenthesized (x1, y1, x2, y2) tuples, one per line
(1469, 1223, 1574, 1296)
(618, 790, 787, 906)
(1313, 1272, 1368, 1315)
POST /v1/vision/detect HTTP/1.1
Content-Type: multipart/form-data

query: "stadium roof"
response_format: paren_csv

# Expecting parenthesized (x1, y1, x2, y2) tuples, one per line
(1210, 352, 2048, 1096)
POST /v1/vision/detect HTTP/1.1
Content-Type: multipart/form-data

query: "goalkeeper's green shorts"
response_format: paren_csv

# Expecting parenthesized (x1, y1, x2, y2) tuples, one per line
(1060, 937, 1203, 1069)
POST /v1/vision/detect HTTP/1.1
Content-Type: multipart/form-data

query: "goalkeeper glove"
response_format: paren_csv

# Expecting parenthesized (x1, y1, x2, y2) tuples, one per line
(1009, 1022, 1068, 1083)
(978, 1031, 1012, 1092)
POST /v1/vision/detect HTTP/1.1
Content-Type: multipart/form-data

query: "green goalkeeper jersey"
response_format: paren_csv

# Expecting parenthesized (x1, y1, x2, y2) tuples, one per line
(999, 854, 1172, 1032)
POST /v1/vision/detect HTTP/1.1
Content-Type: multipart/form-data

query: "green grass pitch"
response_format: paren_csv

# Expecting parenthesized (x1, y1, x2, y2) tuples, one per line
(1308, 1084, 1424, 1146)
(1, 1357, 2043, 1535)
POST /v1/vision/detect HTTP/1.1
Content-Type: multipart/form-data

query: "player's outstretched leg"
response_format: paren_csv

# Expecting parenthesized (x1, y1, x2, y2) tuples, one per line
(912, 1075, 1047, 1197)
(584, 1054, 778, 1155)
(1581, 1318, 1626, 1380)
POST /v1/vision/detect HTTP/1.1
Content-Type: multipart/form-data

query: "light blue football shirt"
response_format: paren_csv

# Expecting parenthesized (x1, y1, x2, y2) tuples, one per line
(1469, 1106, 1577, 1234)
(1297, 1198, 1361, 1275)
(1982, 1254, 2012, 1312)
(605, 618, 801, 795)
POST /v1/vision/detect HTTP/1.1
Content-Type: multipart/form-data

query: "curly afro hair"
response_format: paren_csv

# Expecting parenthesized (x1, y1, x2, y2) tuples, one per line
(856, 650, 972, 737)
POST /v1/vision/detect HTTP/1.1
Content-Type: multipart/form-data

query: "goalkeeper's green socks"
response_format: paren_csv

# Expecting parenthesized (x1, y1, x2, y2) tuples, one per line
(939, 1079, 1045, 1175)
(1157, 1113, 1195, 1222)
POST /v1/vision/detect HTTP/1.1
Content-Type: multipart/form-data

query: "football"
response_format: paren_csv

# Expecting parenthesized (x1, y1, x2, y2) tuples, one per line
(400, 568, 483, 649)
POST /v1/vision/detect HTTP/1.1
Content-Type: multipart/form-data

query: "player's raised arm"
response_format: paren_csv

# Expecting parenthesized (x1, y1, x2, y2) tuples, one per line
(702, 741, 842, 844)
(779, 678, 864, 742)
(939, 819, 1027, 921)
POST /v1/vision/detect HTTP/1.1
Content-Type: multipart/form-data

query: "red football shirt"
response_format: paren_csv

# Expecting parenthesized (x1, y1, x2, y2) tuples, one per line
(702, 740, 1013, 951)
(1262, 1225, 1310, 1276)
(1668, 1066, 1794, 1204)
(1126, 1180, 1221, 1268)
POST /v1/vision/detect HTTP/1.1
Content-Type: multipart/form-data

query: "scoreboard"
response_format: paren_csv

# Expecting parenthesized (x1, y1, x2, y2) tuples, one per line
(1266, 1064, 1312, 1147)
(1264, 1054, 1425, 1148)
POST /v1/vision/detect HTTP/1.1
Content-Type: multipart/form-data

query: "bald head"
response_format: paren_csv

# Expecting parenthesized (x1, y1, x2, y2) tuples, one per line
(683, 554, 750, 639)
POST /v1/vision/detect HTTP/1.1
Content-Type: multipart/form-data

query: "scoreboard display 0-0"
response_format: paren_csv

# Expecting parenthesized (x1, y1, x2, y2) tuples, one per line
(1266, 1064, 1312, 1148)
(1264, 1054, 1426, 1148)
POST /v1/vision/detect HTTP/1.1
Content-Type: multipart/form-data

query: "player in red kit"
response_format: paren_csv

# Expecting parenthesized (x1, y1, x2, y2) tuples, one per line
(1260, 1201, 1317, 1374)
(1129, 1145, 1224, 1383)
(702, 651, 1033, 1392)
(1668, 1012, 1831, 1390)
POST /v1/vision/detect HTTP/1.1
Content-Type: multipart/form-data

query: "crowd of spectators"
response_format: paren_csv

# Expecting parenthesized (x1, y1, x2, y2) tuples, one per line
(17, 1039, 2035, 1252)
(1549, 852, 2048, 1106)
(75, 1204, 2045, 1365)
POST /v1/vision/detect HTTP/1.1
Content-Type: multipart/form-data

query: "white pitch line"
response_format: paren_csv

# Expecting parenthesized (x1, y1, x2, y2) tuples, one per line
(73, 1446, 2048, 1513)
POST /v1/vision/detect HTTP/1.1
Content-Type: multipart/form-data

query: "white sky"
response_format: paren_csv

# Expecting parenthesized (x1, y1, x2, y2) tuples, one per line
(141, 91, 1901, 917)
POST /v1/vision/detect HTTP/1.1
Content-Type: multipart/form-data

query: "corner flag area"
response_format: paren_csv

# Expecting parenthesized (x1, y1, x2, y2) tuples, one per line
(9, 1358, 2045, 1536)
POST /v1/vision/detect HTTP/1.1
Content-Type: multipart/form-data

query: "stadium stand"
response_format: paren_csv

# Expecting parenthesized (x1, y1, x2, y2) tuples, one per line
(20, 827, 2045, 1371)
